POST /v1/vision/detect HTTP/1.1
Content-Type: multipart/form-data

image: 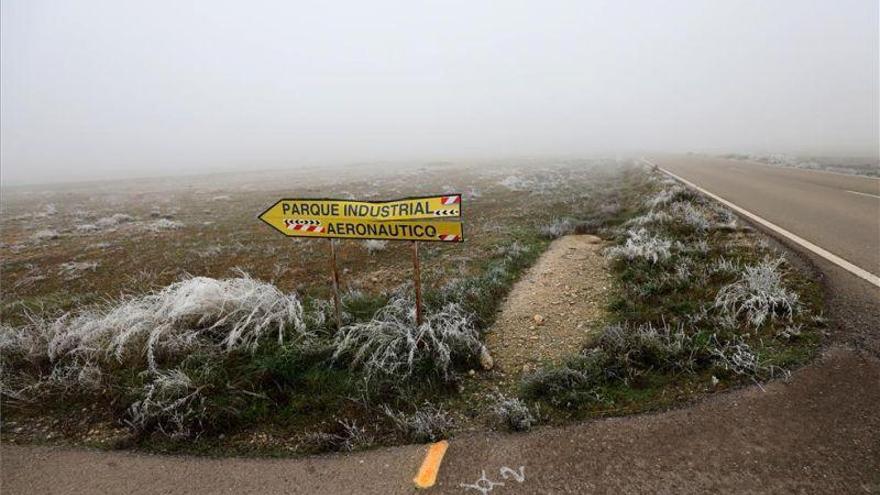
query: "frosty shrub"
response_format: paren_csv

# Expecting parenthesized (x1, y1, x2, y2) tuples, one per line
(41, 203, 58, 216)
(383, 403, 454, 442)
(606, 228, 672, 264)
(499, 175, 529, 191)
(539, 218, 575, 239)
(520, 356, 603, 406)
(709, 336, 787, 380)
(58, 261, 99, 278)
(644, 185, 691, 209)
(597, 322, 703, 377)
(127, 368, 207, 437)
(626, 210, 672, 228)
(3, 273, 311, 436)
(714, 258, 799, 328)
(332, 293, 481, 382)
(44, 273, 309, 370)
(147, 219, 184, 231)
(363, 239, 388, 254)
(491, 395, 535, 432)
(522, 321, 708, 405)
(710, 257, 741, 276)
(494, 240, 531, 259)
(96, 213, 134, 228)
(713, 208, 738, 230)
(299, 420, 375, 453)
(0, 321, 48, 361)
(669, 201, 712, 232)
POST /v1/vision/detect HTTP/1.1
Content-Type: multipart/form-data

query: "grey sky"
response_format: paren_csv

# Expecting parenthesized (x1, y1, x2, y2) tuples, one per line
(1, 0, 877, 184)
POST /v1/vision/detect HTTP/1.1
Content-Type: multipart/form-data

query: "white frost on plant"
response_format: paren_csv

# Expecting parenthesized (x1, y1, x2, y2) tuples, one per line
(127, 368, 206, 437)
(644, 185, 688, 209)
(714, 258, 799, 328)
(669, 201, 711, 232)
(363, 239, 388, 254)
(539, 218, 575, 239)
(44, 273, 309, 370)
(626, 210, 672, 227)
(146, 219, 184, 231)
(499, 175, 529, 191)
(383, 403, 455, 442)
(96, 213, 134, 228)
(58, 261, 99, 279)
(332, 293, 481, 381)
(606, 228, 672, 264)
(491, 394, 535, 432)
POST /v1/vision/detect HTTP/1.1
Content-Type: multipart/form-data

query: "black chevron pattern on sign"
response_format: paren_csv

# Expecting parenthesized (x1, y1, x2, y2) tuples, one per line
(433, 209, 459, 217)
(283, 219, 322, 226)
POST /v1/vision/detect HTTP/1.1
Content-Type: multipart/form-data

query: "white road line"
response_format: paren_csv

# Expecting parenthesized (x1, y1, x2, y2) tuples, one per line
(846, 190, 880, 200)
(641, 158, 880, 289)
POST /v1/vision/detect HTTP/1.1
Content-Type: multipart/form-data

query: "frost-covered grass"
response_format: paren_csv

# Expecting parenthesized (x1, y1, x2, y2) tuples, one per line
(524, 170, 822, 416)
(332, 293, 481, 382)
(606, 228, 672, 264)
(127, 368, 207, 438)
(362, 239, 388, 254)
(669, 201, 711, 232)
(40, 273, 310, 369)
(625, 210, 672, 227)
(714, 258, 799, 328)
(539, 218, 575, 239)
(0, 159, 647, 452)
(0, 234, 539, 442)
(383, 403, 455, 442)
(644, 185, 693, 209)
(491, 395, 535, 432)
(147, 219, 184, 231)
(58, 261, 100, 280)
(96, 213, 134, 228)
(1, 273, 318, 436)
(0, 160, 822, 454)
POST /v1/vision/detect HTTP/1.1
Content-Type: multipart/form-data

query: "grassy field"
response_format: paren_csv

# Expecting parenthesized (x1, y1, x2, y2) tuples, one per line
(0, 159, 823, 456)
(520, 168, 823, 420)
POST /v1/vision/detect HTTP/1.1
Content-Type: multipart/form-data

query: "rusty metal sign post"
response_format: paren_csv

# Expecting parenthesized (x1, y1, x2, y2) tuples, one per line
(258, 194, 463, 328)
(328, 239, 343, 330)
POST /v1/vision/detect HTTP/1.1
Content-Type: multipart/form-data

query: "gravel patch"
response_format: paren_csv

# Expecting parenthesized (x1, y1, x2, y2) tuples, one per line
(484, 235, 611, 376)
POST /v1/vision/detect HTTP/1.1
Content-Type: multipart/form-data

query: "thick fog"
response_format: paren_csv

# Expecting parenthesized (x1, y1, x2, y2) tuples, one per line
(1, 0, 877, 184)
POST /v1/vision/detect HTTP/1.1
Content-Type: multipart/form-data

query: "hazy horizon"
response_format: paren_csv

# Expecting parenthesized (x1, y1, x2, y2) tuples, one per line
(2, 0, 878, 185)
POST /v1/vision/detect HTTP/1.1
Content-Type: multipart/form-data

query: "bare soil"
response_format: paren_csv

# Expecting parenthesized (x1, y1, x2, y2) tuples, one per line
(484, 235, 610, 376)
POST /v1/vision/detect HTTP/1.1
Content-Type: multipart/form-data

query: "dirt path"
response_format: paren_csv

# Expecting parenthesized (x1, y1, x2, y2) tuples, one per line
(484, 235, 611, 376)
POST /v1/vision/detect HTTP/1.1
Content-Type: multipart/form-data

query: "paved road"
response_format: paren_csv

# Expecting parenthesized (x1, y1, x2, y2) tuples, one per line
(3, 156, 879, 494)
(650, 154, 880, 276)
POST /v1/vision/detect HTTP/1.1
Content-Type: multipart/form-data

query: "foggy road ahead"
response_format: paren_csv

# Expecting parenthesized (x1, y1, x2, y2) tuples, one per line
(648, 154, 880, 280)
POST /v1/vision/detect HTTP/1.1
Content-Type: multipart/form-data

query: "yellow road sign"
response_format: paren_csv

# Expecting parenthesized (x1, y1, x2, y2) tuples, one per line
(259, 216, 463, 242)
(259, 194, 461, 223)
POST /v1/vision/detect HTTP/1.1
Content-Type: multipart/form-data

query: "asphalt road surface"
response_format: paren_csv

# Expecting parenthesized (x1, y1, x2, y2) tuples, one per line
(651, 154, 880, 278)
(3, 156, 879, 494)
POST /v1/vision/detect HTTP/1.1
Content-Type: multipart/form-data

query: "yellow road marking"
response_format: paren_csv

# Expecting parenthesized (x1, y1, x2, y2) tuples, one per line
(413, 440, 449, 489)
